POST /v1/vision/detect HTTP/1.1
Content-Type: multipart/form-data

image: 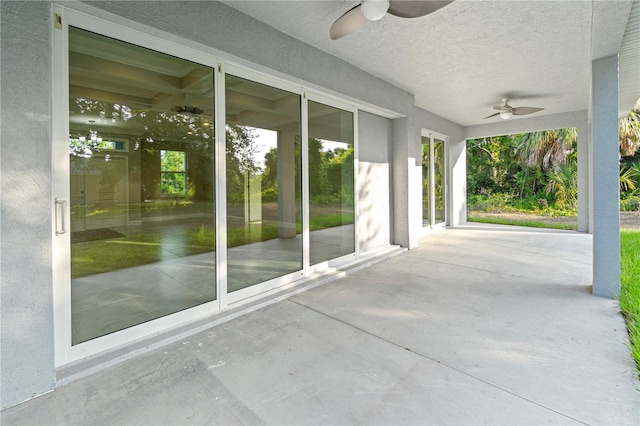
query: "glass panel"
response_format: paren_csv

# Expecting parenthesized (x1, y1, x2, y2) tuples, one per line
(225, 74, 302, 291)
(69, 27, 216, 345)
(434, 139, 446, 224)
(421, 137, 430, 227)
(308, 101, 355, 264)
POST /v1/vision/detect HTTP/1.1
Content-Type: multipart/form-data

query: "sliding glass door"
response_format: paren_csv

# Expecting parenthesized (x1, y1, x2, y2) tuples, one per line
(422, 138, 430, 227)
(225, 74, 302, 292)
(422, 134, 446, 229)
(56, 15, 359, 362)
(434, 139, 446, 225)
(68, 27, 216, 345)
(308, 101, 355, 265)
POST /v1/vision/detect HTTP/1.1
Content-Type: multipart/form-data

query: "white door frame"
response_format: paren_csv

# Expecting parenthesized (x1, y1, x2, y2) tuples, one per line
(421, 129, 449, 232)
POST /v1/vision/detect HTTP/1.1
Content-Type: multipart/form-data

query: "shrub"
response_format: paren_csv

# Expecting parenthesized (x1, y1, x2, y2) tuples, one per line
(261, 187, 278, 202)
(621, 196, 640, 212)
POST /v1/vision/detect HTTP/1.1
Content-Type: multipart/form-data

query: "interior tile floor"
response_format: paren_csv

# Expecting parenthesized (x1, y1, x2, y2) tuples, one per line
(71, 224, 354, 344)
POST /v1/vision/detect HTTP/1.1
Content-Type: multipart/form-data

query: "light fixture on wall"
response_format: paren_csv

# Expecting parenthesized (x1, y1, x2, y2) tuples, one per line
(361, 0, 389, 21)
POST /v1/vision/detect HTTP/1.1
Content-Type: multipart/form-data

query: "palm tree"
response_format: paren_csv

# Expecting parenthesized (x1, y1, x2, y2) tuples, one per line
(620, 99, 640, 157)
(545, 162, 578, 208)
(514, 128, 577, 171)
(620, 165, 637, 193)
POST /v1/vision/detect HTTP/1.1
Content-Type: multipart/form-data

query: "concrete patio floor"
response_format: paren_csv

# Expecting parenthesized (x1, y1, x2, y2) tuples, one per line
(2, 223, 638, 425)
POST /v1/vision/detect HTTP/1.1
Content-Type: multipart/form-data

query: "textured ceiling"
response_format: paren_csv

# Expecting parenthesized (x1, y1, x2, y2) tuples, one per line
(223, 0, 636, 127)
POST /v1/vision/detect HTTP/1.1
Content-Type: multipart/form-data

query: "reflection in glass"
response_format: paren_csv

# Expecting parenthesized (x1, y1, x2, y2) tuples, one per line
(225, 75, 302, 291)
(69, 27, 216, 345)
(421, 137, 430, 227)
(434, 140, 446, 223)
(308, 101, 355, 264)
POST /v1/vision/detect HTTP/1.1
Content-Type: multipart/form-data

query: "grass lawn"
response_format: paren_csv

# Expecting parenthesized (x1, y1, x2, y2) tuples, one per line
(71, 213, 354, 278)
(620, 230, 640, 370)
(467, 215, 577, 230)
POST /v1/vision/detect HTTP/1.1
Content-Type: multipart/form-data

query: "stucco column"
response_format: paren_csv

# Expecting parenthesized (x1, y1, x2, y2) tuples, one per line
(448, 139, 467, 227)
(590, 55, 620, 298)
(277, 128, 297, 238)
(392, 117, 421, 249)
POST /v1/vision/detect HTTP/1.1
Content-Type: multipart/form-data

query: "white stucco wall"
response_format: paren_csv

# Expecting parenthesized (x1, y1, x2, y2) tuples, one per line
(414, 107, 466, 228)
(0, 0, 464, 409)
(0, 0, 56, 410)
(358, 111, 393, 253)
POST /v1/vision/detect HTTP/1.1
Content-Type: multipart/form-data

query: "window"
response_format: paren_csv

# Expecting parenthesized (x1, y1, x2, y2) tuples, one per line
(225, 73, 303, 292)
(308, 100, 355, 264)
(422, 135, 446, 228)
(67, 27, 216, 345)
(161, 150, 187, 194)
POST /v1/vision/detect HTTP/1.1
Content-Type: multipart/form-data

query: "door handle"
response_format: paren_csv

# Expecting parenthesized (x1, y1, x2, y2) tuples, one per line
(55, 198, 67, 236)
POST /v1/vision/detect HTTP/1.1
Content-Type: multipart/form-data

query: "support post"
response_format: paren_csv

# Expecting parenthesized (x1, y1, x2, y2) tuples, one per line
(277, 128, 297, 238)
(590, 55, 620, 298)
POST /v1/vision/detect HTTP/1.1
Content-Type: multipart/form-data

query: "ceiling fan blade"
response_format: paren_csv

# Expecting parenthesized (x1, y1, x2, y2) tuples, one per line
(483, 112, 501, 119)
(388, 0, 454, 18)
(512, 107, 544, 115)
(330, 4, 367, 40)
(492, 104, 510, 111)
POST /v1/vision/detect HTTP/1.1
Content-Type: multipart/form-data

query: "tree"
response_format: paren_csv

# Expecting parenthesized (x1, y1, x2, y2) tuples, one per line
(514, 128, 577, 171)
(467, 136, 520, 194)
(545, 163, 577, 208)
(620, 100, 640, 157)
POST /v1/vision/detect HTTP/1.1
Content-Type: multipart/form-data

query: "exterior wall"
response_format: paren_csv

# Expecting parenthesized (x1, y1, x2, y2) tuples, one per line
(358, 111, 392, 253)
(463, 110, 589, 139)
(413, 107, 466, 228)
(0, 1, 56, 409)
(448, 140, 467, 227)
(391, 116, 422, 249)
(77, 0, 414, 118)
(0, 1, 464, 409)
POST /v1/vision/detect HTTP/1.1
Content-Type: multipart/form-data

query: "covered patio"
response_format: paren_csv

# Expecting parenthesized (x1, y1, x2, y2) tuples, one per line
(2, 224, 636, 425)
(2, 0, 640, 414)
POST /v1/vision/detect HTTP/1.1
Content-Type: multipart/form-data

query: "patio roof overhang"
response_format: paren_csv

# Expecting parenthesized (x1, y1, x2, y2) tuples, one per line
(224, 0, 639, 126)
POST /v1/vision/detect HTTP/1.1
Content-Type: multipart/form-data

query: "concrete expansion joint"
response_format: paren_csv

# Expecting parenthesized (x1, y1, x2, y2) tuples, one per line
(289, 299, 591, 426)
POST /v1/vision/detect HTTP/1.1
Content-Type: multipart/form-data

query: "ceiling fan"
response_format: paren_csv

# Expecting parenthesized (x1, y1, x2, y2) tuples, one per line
(483, 98, 545, 120)
(330, 0, 454, 40)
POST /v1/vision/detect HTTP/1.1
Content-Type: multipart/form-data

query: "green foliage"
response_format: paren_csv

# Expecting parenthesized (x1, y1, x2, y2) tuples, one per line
(467, 193, 575, 216)
(621, 196, 640, 212)
(467, 136, 520, 195)
(514, 128, 577, 170)
(261, 187, 278, 202)
(467, 216, 577, 230)
(620, 230, 640, 371)
(309, 213, 354, 230)
(227, 223, 280, 247)
(620, 166, 638, 194)
(545, 163, 577, 209)
(620, 101, 640, 157)
(620, 162, 640, 199)
(467, 129, 579, 213)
